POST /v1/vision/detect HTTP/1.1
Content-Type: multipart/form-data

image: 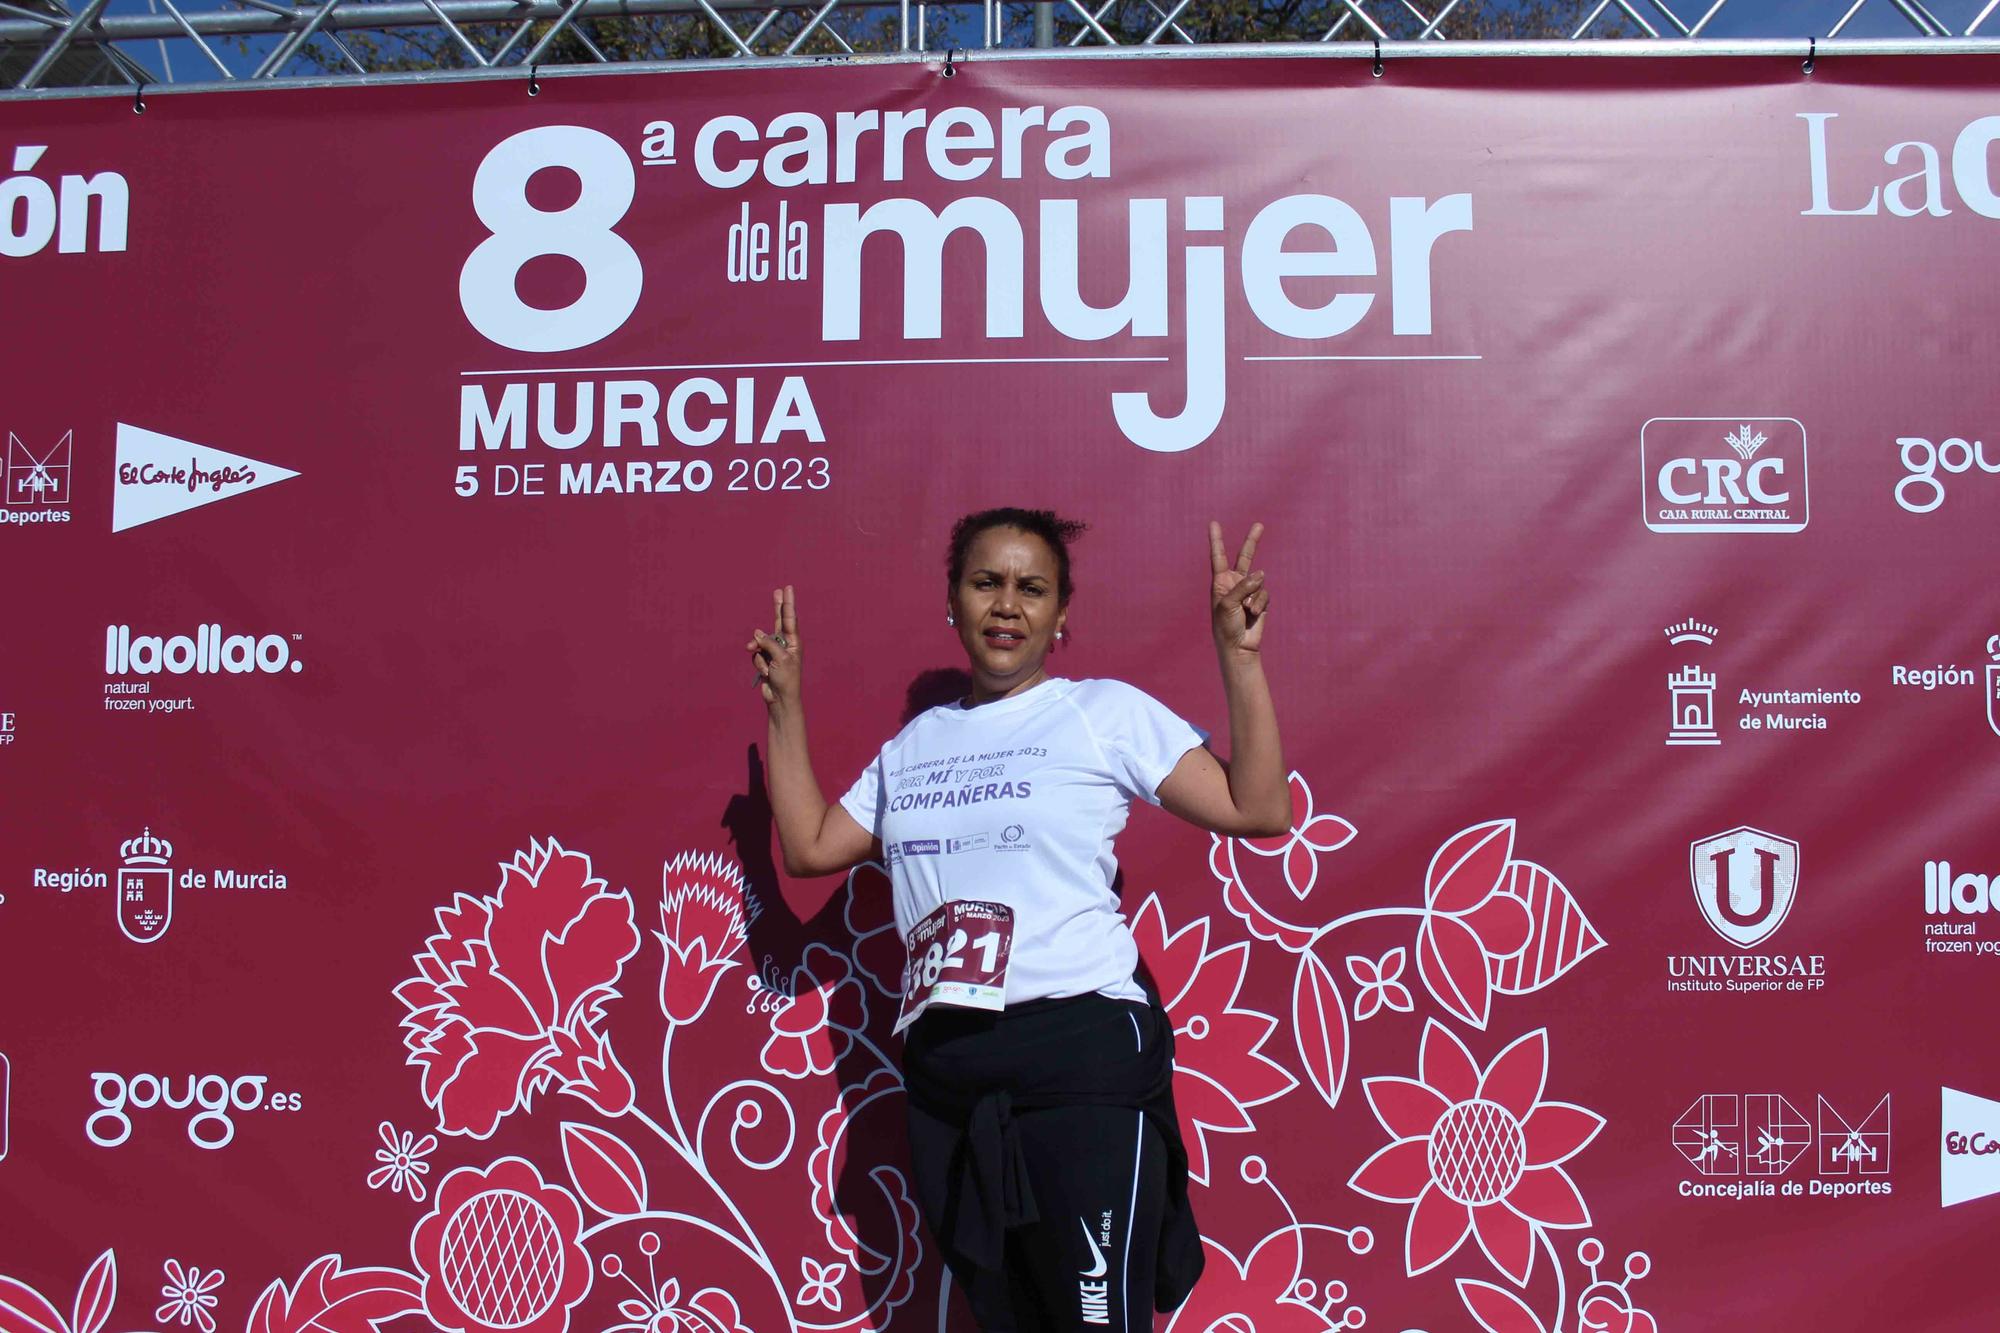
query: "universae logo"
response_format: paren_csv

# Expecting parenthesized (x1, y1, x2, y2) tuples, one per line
(1690, 826, 1799, 949)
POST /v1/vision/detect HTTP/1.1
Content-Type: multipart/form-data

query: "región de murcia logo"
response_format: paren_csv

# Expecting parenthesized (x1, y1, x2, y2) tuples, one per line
(28, 826, 290, 943)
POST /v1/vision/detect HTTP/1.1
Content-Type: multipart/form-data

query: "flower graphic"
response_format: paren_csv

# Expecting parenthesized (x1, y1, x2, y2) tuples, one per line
(155, 1261, 223, 1333)
(1163, 1230, 1360, 1333)
(412, 1157, 591, 1333)
(1236, 772, 1357, 900)
(1350, 1022, 1601, 1285)
(793, 1257, 847, 1313)
(600, 1234, 754, 1333)
(396, 838, 640, 1138)
(1346, 949, 1414, 1022)
(760, 943, 868, 1079)
(656, 851, 753, 1026)
(1133, 895, 1298, 1184)
(368, 1121, 437, 1201)
(1574, 1238, 1656, 1333)
(1416, 822, 1533, 1030)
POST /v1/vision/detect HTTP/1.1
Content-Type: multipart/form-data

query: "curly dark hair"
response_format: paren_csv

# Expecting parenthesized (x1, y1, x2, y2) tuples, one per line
(945, 507, 1088, 605)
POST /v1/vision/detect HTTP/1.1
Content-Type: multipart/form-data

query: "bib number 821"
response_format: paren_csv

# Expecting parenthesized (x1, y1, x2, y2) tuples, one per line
(917, 928, 1003, 987)
(459, 126, 642, 353)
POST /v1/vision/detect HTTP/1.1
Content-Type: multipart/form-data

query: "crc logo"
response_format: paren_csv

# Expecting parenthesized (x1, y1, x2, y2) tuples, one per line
(1642, 418, 1808, 533)
(1691, 826, 1799, 949)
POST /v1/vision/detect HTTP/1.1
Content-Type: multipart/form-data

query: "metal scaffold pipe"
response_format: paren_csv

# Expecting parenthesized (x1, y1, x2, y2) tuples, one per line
(0, 0, 787, 43)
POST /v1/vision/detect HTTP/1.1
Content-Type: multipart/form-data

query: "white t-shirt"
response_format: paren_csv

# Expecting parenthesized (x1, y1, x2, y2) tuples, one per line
(839, 677, 1206, 1005)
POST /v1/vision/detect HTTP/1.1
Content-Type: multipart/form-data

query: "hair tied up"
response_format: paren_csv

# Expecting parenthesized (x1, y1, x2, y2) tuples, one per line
(946, 507, 1088, 606)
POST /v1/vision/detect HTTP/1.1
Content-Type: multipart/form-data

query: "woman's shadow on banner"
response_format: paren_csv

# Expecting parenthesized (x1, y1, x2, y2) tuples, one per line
(718, 667, 1163, 1323)
(716, 669, 967, 1322)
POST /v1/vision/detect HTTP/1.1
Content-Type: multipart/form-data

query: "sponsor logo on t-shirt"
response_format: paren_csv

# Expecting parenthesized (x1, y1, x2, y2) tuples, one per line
(947, 834, 990, 854)
(901, 840, 941, 856)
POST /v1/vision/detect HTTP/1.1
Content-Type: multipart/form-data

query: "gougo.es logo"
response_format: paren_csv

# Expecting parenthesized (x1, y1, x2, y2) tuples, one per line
(1894, 436, 1999, 513)
(86, 1071, 303, 1149)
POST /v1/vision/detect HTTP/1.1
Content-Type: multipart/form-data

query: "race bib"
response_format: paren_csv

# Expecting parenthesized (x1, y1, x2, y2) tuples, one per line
(892, 899, 1015, 1034)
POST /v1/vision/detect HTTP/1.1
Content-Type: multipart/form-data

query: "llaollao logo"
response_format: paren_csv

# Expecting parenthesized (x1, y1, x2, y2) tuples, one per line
(105, 624, 302, 675)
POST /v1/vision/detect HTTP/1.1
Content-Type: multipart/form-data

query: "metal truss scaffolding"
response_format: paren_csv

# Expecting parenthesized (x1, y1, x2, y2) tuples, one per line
(1, 0, 1997, 94)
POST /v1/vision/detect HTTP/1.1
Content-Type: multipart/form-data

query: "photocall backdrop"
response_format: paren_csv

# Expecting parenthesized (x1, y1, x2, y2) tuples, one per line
(1, 52, 1997, 1333)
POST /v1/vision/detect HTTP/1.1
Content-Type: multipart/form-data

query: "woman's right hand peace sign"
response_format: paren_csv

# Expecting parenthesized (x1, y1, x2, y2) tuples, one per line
(747, 585, 801, 708)
(1208, 520, 1270, 659)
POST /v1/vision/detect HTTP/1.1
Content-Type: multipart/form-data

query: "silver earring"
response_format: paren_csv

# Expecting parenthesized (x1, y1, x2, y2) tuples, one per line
(1055, 630, 1065, 641)
(947, 614, 955, 627)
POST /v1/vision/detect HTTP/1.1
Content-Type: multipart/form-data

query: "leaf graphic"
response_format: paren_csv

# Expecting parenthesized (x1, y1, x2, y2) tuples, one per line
(1490, 861, 1606, 996)
(0, 1276, 68, 1333)
(247, 1279, 289, 1333)
(251, 1256, 421, 1333)
(561, 1121, 648, 1216)
(1424, 821, 1515, 913)
(1291, 949, 1349, 1110)
(1417, 913, 1493, 1030)
(1458, 1279, 1550, 1333)
(71, 1253, 114, 1333)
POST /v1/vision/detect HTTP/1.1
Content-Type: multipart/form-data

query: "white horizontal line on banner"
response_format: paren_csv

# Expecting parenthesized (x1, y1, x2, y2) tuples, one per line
(1243, 354, 1484, 361)
(460, 356, 1173, 376)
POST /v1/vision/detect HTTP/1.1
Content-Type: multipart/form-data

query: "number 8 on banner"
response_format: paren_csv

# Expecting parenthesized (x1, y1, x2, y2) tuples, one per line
(460, 126, 642, 353)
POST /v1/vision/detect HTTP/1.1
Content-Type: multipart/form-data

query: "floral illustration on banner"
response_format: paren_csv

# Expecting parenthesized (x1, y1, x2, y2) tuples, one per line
(1131, 896, 1297, 1184)
(1348, 1024, 1600, 1285)
(1194, 772, 1647, 1333)
(367, 1123, 437, 1202)
(1347, 949, 1415, 1022)
(2, 770, 1647, 1333)
(155, 1263, 224, 1333)
(395, 840, 639, 1138)
(412, 1158, 591, 1333)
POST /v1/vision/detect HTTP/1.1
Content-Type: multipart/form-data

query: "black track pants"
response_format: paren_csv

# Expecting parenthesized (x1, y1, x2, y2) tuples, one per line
(905, 995, 1172, 1333)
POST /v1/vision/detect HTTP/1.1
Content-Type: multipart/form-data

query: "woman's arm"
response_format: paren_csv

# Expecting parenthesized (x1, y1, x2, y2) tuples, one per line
(1157, 523, 1290, 839)
(750, 586, 879, 877)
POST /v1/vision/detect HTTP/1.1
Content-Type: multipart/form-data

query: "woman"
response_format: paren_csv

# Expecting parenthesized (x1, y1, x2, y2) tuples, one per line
(747, 508, 1287, 1331)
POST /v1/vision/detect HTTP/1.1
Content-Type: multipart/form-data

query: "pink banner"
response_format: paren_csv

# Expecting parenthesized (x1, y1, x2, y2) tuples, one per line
(4, 52, 1999, 1331)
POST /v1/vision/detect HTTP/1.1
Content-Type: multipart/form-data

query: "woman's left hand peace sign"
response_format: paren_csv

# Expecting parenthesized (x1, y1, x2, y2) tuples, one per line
(1209, 520, 1270, 658)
